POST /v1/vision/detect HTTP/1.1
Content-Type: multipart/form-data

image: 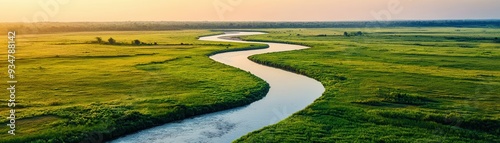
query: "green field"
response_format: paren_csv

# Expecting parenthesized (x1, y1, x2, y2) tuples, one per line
(236, 28, 500, 142)
(0, 30, 270, 142)
(0, 26, 499, 143)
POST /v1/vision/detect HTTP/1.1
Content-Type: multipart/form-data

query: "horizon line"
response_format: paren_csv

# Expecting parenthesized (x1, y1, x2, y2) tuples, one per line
(2, 19, 500, 24)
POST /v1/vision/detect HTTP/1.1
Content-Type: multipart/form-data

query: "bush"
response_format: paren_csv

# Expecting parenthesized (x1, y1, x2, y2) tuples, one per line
(376, 88, 431, 105)
(95, 37, 102, 43)
(133, 39, 141, 45)
(343, 31, 363, 37)
(108, 37, 116, 44)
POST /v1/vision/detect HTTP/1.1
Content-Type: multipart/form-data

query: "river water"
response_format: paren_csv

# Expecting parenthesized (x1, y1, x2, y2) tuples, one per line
(111, 32, 324, 143)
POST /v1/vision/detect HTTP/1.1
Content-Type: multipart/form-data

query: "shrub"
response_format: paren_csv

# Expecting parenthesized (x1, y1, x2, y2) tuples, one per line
(95, 37, 102, 43)
(344, 31, 363, 37)
(108, 37, 116, 44)
(133, 39, 141, 45)
(376, 88, 431, 105)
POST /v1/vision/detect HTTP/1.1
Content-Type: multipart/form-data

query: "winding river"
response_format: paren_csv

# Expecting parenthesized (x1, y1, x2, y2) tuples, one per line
(111, 32, 325, 143)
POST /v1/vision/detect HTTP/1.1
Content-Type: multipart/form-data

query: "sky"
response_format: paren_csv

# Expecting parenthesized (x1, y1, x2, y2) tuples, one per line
(1, 0, 499, 22)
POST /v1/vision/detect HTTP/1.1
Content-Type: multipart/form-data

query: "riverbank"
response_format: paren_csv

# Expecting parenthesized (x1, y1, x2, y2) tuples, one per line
(236, 28, 500, 142)
(111, 32, 324, 143)
(0, 30, 270, 143)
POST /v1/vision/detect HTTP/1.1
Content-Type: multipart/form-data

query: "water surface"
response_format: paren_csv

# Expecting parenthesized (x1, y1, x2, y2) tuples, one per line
(111, 32, 325, 143)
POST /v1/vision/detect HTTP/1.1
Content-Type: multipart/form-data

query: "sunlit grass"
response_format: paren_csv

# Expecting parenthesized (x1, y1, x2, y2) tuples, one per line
(237, 27, 500, 142)
(0, 30, 269, 142)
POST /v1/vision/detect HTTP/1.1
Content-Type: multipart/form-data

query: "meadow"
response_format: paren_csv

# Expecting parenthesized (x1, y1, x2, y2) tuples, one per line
(0, 23, 499, 143)
(235, 28, 500, 142)
(0, 30, 270, 142)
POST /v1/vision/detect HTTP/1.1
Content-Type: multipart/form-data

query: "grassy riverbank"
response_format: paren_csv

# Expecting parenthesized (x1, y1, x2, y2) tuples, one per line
(0, 30, 269, 142)
(237, 28, 500, 142)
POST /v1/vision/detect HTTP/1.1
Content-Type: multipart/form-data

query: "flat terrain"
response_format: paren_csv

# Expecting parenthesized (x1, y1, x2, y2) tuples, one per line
(0, 30, 269, 142)
(236, 28, 500, 142)
(0, 26, 499, 143)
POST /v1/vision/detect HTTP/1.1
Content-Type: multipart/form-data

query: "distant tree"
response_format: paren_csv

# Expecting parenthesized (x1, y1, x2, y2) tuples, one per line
(154, 42, 157, 45)
(133, 39, 141, 45)
(356, 31, 363, 36)
(344, 32, 348, 37)
(495, 37, 498, 40)
(95, 37, 102, 43)
(108, 37, 116, 44)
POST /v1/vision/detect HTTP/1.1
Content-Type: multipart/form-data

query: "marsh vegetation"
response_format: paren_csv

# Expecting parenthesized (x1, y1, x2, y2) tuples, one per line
(0, 30, 269, 142)
(0, 22, 499, 142)
(237, 28, 500, 142)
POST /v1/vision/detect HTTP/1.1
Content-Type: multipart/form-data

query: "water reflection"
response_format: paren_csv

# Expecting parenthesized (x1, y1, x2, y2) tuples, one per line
(111, 32, 325, 143)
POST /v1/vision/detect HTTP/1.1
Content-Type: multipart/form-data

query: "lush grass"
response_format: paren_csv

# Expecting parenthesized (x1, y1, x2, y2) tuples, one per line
(1, 27, 499, 142)
(236, 28, 500, 142)
(0, 30, 270, 142)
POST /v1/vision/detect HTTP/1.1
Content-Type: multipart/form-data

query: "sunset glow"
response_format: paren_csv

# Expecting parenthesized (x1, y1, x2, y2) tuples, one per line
(1, 0, 499, 22)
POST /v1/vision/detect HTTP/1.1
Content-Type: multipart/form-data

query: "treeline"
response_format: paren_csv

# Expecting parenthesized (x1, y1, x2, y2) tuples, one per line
(91, 37, 158, 46)
(1, 20, 499, 34)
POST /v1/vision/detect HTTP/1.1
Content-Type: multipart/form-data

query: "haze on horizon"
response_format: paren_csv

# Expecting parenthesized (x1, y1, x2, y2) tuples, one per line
(1, 0, 499, 22)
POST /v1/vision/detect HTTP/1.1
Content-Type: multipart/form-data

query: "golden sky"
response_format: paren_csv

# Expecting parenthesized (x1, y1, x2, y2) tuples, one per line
(1, 0, 499, 22)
